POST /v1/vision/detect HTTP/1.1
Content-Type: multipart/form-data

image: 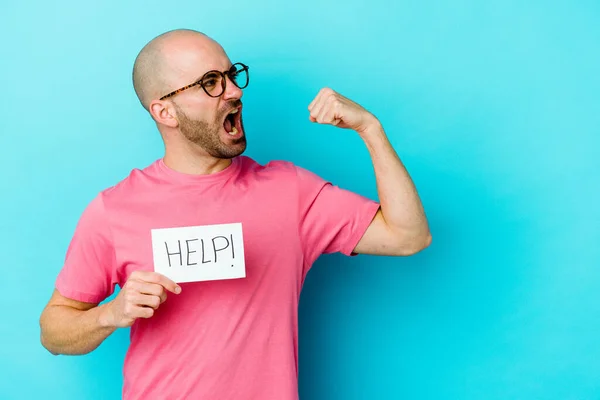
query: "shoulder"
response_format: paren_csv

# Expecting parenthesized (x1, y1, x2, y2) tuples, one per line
(96, 159, 162, 201)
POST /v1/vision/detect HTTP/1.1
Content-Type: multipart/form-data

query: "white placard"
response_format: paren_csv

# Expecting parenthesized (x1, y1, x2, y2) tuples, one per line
(151, 223, 245, 283)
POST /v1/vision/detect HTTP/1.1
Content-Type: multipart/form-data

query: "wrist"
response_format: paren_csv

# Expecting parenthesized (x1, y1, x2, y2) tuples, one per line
(358, 120, 389, 151)
(97, 302, 116, 329)
(357, 117, 384, 138)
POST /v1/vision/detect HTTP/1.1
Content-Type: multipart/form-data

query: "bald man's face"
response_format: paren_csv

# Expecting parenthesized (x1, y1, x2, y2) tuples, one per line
(158, 34, 247, 158)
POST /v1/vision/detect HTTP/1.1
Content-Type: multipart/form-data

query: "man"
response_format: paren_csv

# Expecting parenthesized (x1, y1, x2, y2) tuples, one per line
(39, 29, 431, 399)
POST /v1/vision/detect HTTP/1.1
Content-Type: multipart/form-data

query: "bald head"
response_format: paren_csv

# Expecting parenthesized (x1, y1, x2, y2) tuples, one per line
(132, 29, 227, 110)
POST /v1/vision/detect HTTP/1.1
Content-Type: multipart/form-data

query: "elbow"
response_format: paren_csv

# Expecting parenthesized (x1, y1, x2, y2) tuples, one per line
(39, 314, 60, 356)
(40, 324, 59, 356)
(41, 339, 59, 356)
(397, 231, 432, 256)
(39, 330, 59, 356)
(422, 232, 433, 250)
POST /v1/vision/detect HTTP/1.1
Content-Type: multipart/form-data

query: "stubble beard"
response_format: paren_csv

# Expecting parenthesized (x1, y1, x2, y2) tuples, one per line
(174, 101, 247, 159)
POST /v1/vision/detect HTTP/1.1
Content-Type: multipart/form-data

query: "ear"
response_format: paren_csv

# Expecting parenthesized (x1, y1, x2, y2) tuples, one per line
(149, 100, 179, 128)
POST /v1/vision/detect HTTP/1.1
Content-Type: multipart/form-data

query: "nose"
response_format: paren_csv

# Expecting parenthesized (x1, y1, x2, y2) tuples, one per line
(222, 75, 244, 100)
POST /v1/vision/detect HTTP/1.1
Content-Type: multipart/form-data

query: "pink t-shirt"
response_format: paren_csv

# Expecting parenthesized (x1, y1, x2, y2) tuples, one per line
(55, 155, 379, 399)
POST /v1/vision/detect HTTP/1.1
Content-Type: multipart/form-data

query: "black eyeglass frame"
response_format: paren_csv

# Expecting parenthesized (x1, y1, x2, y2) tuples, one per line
(159, 62, 249, 100)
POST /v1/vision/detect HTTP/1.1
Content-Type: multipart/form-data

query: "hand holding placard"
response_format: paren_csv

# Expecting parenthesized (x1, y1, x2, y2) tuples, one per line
(99, 271, 181, 328)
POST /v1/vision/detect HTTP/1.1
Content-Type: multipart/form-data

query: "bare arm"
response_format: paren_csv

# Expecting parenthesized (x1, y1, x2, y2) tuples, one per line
(308, 88, 431, 256)
(40, 271, 182, 355)
(352, 125, 431, 255)
(39, 290, 116, 355)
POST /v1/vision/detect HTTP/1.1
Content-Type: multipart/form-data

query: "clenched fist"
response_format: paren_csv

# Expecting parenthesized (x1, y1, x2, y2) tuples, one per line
(100, 271, 181, 328)
(308, 87, 380, 134)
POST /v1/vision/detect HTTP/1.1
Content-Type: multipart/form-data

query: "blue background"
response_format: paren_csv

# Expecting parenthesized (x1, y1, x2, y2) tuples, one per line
(2, 1, 599, 399)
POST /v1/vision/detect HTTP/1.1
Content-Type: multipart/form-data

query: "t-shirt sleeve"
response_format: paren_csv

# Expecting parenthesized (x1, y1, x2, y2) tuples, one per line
(55, 193, 118, 304)
(295, 165, 380, 267)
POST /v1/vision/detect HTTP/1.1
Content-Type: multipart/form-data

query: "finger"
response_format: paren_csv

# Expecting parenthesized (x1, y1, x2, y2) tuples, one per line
(128, 305, 155, 319)
(317, 99, 338, 124)
(132, 293, 162, 310)
(307, 89, 324, 111)
(317, 89, 342, 124)
(315, 104, 328, 124)
(130, 271, 181, 294)
(308, 97, 322, 120)
(138, 307, 155, 319)
(135, 282, 167, 302)
(309, 88, 330, 119)
(310, 93, 328, 123)
(309, 102, 319, 122)
(137, 282, 168, 304)
(308, 97, 317, 112)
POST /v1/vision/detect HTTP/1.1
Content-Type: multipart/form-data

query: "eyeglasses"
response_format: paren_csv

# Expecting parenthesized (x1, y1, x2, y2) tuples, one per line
(159, 62, 249, 100)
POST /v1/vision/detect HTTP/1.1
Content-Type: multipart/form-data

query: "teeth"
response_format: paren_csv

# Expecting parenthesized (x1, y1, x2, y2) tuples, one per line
(229, 109, 238, 114)
(228, 127, 238, 136)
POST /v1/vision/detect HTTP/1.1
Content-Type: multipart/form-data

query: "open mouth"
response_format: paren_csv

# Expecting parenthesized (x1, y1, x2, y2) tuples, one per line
(223, 107, 242, 137)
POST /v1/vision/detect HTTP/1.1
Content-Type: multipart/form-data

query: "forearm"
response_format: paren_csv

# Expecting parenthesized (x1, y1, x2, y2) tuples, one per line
(360, 122, 430, 242)
(40, 302, 117, 355)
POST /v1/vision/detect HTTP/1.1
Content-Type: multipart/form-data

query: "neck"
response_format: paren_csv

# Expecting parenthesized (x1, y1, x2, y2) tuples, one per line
(163, 148, 233, 175)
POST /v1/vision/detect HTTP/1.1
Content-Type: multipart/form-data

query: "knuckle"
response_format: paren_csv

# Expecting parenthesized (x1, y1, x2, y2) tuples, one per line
(124, 291, 134, 302)
(148, 273, 161, 285)
(126, 281, 142, 294)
